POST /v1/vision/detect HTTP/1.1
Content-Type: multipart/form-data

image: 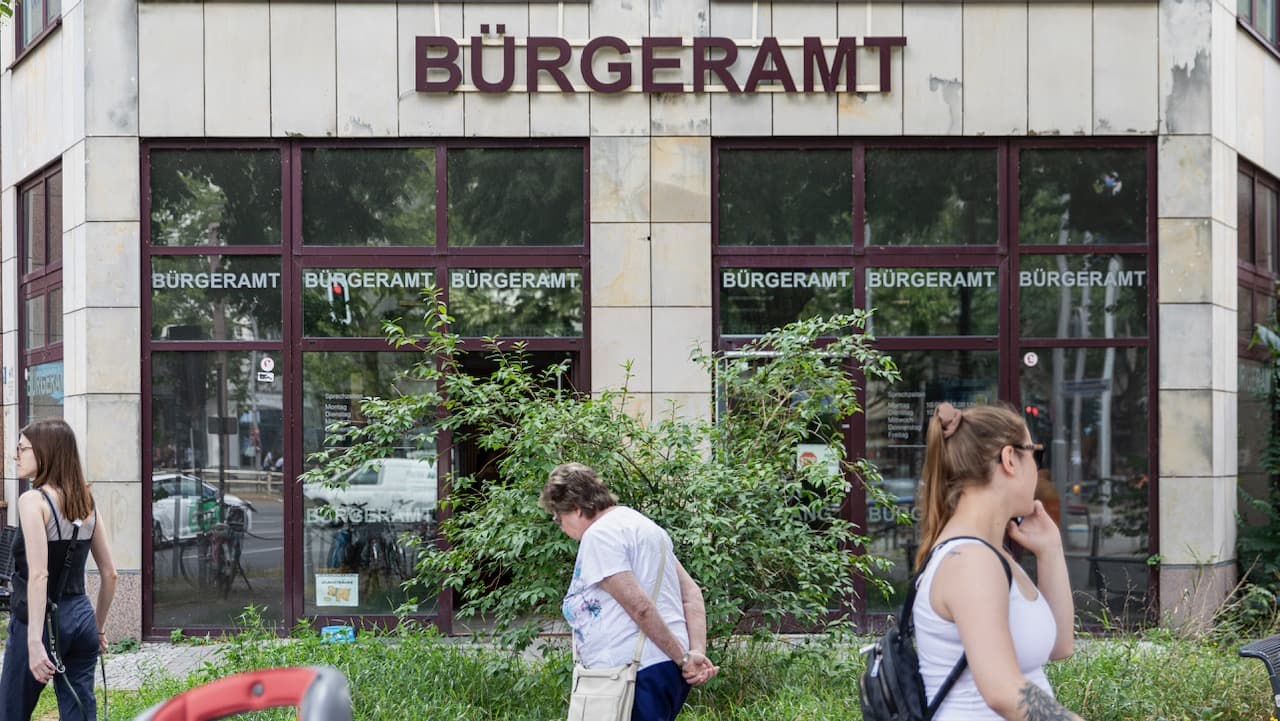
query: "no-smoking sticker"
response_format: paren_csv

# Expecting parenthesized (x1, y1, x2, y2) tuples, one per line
(260, 357, 275, 373)
(1023, 352, 1039, 368)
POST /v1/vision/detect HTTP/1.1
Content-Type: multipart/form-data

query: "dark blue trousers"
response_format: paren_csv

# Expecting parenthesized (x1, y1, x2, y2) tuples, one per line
(632, 660, 691, 721)
(0, 594, 99, 721)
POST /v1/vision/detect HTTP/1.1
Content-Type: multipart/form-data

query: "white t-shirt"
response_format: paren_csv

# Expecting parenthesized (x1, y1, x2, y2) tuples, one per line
(913, 537, 1057, 720)
(562, 506, 689, 670)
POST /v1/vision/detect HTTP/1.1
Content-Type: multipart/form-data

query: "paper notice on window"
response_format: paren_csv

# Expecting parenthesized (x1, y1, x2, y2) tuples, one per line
(316, 573, 359, 607)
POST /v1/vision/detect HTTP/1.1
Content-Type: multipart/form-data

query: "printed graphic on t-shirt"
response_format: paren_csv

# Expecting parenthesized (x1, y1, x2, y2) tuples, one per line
(563, 561, 605, 645)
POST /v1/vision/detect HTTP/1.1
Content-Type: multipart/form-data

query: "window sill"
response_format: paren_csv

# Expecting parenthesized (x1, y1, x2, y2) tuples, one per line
(8, 16, 62, 72)
(1239, 16, 1280, 64)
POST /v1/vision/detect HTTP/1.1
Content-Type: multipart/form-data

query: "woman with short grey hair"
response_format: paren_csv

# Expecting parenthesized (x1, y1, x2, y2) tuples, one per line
(541, 462, 719, 721)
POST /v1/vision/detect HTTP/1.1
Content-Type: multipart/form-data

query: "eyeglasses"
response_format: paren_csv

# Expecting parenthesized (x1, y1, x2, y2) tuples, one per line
(15, 444, 32, 456)
(998, 442, 1043, 464)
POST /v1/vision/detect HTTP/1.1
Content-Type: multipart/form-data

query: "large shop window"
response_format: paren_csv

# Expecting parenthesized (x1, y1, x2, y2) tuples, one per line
(19, 164, 63, 427)
(144, 142, 587, 635)
(1237, 160, 1280, 517)
(714, 141, 1155, 626)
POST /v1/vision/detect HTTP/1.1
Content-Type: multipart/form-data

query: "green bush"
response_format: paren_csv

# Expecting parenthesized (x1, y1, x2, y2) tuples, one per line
(302, 291, 901, 650)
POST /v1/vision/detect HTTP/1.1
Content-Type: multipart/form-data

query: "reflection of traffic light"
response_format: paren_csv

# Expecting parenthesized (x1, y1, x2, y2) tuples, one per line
(327, 278, 352, 325)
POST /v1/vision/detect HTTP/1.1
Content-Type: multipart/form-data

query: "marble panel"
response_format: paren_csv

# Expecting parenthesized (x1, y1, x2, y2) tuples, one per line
(653, 392, 714, 423)
(652, 307, 713, 394)
(82, 222, 141, 309)
(270, 4, 337, 137)
(1216, 386, 1237, 475)
(463, 93, 530, 136)
(1027, 5, 1090, 135)
(85, 137, 140, 223)
(1158, 475, 1234, 565)
(83, 0, 138, 136)
(1160, 561, 1236, 629)
(651, 223, 711, 307)
(1210, 1, 1236, 147)
(1266, 54, 1280, 175)
(1158, 388, 1213, 476)
(206, 2, 271, 137)
(775, 2, 838, 109)
(1, 258, 14, 331)
(591, 137, 650, 223)
(397, 2, 464, 136)
(63, 306, 140, 397)
(11, 35, 64, 182)
(86, 573, 142, 641)
(530, 2, 589, 37)
(591, 223, 652, 307)
(84, 481, 143, 571)
(139, 2, 203, 137)
(1235, 35, 1266, 164)
(61, 0, 85, 147)
(1211, 220, 1236, 310)
(1158, 304, 1212, 389)
(708, 0, 771, 88)
(1158, 134, 1212, 219)
(63, 224, 87, 314)
(592, 307, 652, 393)
(1, 187, 14, 262)
(531, 94, 591, 136)
(1158, 0, 1212, 134)
(652, 137, 711, 223)
(591, 92, 651, 137)
(652, 0, 710, 37)
(651, 94, 712, 136)
(590, 0, 647, 37)
(337, 4, 398, 137)
(1, 71, 11, 188)
(1094, 3, 1159, 134)
(962, 4, 1026, 135)
(1211, 139, 1236, 228)
(710, 93, 772, 136)
(80, 394, 142, 486)
(773, 95, 838, 136)
(1155, 218, 1211, 304)
(62, 140, 85, 233)
(902, 3, 962, 135)
(836, 3, 904, 136)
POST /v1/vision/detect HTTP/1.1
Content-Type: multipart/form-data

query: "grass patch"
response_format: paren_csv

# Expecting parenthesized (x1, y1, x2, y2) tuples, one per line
(97, 617, 1271, 721)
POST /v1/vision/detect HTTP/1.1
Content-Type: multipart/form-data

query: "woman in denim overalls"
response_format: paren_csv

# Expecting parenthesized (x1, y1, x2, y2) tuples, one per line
(1, 419, 118, 721)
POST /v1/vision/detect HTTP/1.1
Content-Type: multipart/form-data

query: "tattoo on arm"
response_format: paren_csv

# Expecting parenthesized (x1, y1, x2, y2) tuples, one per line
(1017, 682, 1078, 721)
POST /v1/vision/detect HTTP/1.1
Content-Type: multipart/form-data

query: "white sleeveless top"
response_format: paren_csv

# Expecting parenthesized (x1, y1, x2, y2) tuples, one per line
(913, 538, 1057, 720)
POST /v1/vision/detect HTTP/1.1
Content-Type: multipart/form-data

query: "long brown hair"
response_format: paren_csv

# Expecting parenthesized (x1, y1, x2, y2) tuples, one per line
(914, 403, 1027, 570)
(21, 418, 94, 521)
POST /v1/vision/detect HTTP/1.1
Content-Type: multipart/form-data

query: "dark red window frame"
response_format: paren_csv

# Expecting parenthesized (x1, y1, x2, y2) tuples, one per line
(18, 162, 64, 429)
(1240, 0, 1280, 58)
(140, 138, 590, 639)
(1239, 158, 1280, 358)
(712, 137, 1158, 627)
(13, 0, 62, 68)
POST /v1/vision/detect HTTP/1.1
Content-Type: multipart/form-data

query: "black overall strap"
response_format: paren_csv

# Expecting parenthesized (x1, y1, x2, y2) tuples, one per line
(38, 489, 91, 721)
(900, 535, 1014, 720)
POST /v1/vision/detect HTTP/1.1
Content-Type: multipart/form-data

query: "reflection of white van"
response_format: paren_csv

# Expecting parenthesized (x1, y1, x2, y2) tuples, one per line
(303, 458, 437, 525)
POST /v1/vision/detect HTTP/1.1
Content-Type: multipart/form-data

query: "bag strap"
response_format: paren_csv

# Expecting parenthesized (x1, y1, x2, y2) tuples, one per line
(629, 541, 669, 665)
(899, 535, 1013, 719)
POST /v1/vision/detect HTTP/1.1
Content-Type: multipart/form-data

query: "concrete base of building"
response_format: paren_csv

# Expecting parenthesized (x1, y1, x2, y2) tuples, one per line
(87, 569, 142, 642)
(1159, 561, 1237, 632)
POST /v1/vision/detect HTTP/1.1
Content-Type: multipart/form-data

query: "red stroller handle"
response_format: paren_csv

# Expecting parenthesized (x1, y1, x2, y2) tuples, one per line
(133, 666, 352, 721)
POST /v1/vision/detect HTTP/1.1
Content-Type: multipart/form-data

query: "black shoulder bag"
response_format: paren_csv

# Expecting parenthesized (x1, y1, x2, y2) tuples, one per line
(858, 536, 1013, 721)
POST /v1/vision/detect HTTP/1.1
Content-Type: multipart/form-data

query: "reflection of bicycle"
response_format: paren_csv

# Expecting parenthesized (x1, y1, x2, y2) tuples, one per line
(325, 504, 410, 597)
(179, 505, 252, 599)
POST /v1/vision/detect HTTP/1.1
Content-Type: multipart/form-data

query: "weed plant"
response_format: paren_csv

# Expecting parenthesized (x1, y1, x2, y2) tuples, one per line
(100, 609, 1272, 721)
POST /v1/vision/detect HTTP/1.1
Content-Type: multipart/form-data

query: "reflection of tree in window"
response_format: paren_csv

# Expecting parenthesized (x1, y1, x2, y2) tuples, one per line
(718, 150, 851, 246)
(151, 256, 282, 340)
(301, 270, 434, 338)
(1018, 255, 1147, 339)
(300, 353, 430, 463)
(448, 270, 583, 337)
(302, 149, 436, 246)
(865, 268, 997, 337)
(447, 148, 583, 246)
(865, 149, 997, 246)
(719, 268, 852, 336)
(149, 151, 281, 246)
(1018, 149, 1147, 246)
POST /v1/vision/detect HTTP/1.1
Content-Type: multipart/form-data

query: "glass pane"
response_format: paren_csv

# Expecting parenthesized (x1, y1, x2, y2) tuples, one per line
(46, 0, 59, 24)
(302, 268, 436, 337)
(863, 349, 1000, 611)
(302, 352, 437, 616)
(1240, 286, 1255, 340)
(719, 267, 854, 337)
(718, 149, 852, 246)
(23, 360, 63, 425)
(48, 287, 62, 346)
(1240, 172, 1256, 263)
(865, 149, 998, 246)
(1020, 346, 1150, 625)
(149, 150, 282, 246)
(1020, 149, 1148, 245)
(1258, 289, 1276, 329)
(47, 172, 62, 265)
(448, 267, 584, 337)
(1240, 0, 1253, 22)
(1261, 0, 1278, 42)
(21, 0, 45, 47)
(151, 256, 282, 341)
(865, 267, 998, 336)
(1019, 254, 1149, 338)
(448, 148, 583, 246)
(1239, 358, 1273, 522)
(1260, 183, 1278, 274)
(25, 294, 46, 349)
(22, 182, 45, 276)
(302, 148, 436, 247)
(150, 351, 285, 628)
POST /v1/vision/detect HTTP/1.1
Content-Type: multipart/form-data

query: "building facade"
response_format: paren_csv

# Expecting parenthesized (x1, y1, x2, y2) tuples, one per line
(1, 0, 1277, 640)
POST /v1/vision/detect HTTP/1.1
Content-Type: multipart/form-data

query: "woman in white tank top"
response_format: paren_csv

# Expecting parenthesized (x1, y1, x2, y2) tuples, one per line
(911, 402, 1087, 721)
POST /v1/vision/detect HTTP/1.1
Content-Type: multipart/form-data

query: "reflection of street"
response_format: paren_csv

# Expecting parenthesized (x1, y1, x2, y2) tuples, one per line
(152, 497, 285, 628)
